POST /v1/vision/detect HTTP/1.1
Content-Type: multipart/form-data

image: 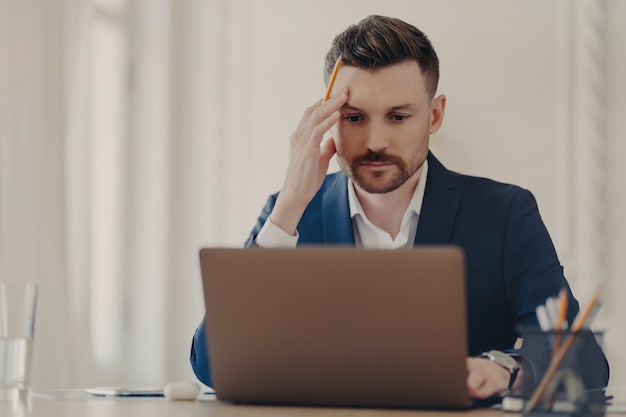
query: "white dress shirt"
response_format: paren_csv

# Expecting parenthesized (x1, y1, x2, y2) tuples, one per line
(256, 160, 428, 249)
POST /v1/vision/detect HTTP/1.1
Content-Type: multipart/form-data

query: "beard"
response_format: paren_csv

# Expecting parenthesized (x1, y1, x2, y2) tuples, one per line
(339, 149, 425, 194)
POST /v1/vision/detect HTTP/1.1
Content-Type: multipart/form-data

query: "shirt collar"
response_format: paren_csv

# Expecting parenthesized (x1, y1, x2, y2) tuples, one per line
(347, 158, 429, 220)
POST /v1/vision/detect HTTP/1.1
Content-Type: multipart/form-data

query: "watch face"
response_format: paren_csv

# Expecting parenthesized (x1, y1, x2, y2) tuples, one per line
(489, 350, 518, 370)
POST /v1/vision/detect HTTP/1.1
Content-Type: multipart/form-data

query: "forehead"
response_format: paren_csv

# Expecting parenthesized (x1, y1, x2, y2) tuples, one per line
(332, 61, 429, 109)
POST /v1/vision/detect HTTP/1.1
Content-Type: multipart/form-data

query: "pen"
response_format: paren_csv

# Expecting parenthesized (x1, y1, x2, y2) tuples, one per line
(535, 304, 552, 332)
(545, 297, 559, 328)
(323, 56, 343, 102)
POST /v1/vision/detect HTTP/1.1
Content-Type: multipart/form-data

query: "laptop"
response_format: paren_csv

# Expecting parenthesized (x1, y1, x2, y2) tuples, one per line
(199, 246, 471, 409)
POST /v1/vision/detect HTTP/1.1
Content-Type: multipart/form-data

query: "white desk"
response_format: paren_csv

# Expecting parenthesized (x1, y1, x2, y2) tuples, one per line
(0, 390, 503, 417)
(2, 392, 622, 417)
(0, 394, 502, 417)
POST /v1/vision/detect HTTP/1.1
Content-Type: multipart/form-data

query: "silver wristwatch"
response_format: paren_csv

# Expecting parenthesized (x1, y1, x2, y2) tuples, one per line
(480, 350, 520, 388)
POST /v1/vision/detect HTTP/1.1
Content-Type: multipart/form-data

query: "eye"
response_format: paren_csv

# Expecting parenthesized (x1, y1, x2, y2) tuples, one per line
(343, 114, 365, 123)
(389, 114, 409, 122)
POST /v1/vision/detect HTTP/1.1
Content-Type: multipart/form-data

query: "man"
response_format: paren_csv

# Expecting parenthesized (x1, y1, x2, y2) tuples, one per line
(191, 15, 609, 400)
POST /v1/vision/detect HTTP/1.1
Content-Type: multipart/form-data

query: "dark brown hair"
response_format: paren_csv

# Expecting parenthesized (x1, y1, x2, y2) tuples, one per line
(324, 15, 440, 98)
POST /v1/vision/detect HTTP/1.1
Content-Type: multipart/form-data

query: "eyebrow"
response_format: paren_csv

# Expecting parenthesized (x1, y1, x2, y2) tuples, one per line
(341, 102, 417, 112)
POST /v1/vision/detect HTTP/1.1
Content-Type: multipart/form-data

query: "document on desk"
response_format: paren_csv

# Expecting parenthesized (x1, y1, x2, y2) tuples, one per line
(86, 387, 164, 397)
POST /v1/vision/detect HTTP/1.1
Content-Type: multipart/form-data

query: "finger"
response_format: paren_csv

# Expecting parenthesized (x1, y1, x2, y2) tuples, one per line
(470, 381, 496, 399)
(467, 371, 501, 399)
(466, 369, 486, 397)
(323, 88, 349, 109)
(308, 111, 341, 147)
(323, 87, 349, 105)
(294, 99, 325, 134)
(293, 93, 346, 146)
(466, 358, 496, 399)
(310, 89, 348, 125)
(466, 363, 509, 399)
(303, 98, 324, 118)
(303, 90, 345, 124)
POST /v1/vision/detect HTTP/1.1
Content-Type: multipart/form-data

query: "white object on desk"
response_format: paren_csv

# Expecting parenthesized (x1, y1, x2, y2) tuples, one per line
(86, 387, 163, 397)
(163, 381, 200, 401)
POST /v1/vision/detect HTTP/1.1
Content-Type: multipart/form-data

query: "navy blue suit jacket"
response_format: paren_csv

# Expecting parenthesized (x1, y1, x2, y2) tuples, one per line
(191, 152, 609, 389)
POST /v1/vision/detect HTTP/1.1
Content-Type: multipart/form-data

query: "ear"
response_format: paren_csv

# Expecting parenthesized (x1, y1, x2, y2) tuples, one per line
(428, 94, 446, 134)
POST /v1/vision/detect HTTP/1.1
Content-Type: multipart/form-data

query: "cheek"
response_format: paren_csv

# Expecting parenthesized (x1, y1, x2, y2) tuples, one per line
(333, 124, 362, 156)
(403, 119, 430, 143)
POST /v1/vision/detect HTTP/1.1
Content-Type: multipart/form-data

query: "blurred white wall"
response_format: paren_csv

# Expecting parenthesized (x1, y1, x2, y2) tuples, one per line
(224, 0, 626, 382)
(1, 0, 625, 390)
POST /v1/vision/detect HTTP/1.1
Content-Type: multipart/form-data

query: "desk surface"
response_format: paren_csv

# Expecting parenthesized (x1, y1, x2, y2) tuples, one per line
(2, 393, 623, 417)
(0, 394, 502, 417)
(0, 398, 618, 417)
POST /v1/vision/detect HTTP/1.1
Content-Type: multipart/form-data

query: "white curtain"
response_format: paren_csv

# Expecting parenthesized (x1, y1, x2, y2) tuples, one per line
(0, 0, 221, 388)
(0, 0, 73, 388)
(63, 0, 222, 386)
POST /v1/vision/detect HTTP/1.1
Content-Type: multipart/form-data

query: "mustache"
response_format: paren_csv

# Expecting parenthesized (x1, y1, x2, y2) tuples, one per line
(352, 150, 403, 166)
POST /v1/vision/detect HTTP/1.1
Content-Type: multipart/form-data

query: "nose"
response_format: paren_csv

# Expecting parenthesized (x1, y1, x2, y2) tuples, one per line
(364, 119, 389, 152)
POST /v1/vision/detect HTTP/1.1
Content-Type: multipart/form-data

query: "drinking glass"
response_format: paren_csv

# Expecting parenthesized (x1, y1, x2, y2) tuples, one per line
(0, 282, 38, 402)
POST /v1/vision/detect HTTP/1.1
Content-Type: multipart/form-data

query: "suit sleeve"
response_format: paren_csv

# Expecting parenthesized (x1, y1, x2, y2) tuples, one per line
(190, 317, 212, 387)
(244, 193, 278, 247)
(503, 189, 609, 390)
(503, 189, 572, 326)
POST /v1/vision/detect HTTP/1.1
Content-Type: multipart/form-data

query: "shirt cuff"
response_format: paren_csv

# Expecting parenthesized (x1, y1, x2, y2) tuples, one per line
(255, 217, 299, 248)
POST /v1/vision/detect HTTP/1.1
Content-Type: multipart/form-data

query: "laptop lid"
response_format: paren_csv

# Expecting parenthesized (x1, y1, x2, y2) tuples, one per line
(200, 246, 470, 408)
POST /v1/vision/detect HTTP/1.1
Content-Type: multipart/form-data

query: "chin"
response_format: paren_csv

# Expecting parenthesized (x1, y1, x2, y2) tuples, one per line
(355, 177, 405, 194)
(363, 185, 401, 195)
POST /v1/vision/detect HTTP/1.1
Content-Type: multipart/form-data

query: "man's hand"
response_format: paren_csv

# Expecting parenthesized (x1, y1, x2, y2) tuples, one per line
(270, 89, 349, 236)
(466, 357, 515, 399)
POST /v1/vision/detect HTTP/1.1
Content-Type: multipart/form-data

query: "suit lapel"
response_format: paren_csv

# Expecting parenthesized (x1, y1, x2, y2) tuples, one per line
(322, 174, 356, 245)
(414, 152, 460, 245)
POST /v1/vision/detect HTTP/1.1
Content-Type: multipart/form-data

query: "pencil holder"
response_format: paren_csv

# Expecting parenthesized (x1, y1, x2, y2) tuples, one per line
(518, 328, 606, 417)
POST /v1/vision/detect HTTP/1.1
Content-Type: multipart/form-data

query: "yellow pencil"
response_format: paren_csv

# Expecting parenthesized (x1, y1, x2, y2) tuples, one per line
(553, 287, 569, 354)
(323, 56, 343, 102)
